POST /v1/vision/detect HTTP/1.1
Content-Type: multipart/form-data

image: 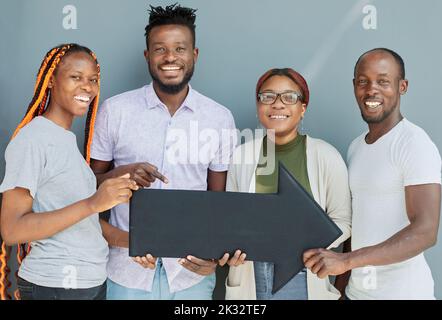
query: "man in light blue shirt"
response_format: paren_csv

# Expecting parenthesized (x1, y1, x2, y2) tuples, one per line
(90, 4, 236, 299)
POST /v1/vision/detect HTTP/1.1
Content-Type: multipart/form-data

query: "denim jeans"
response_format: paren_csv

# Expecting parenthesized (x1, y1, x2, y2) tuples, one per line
(254, 261, 308, 300)
(107, 258, 216, 300)
(17, 277, 106, 300)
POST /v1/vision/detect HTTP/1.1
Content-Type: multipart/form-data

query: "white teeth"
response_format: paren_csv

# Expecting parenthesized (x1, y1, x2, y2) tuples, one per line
(161, 66, 181, 71)
(365, 101, 381, 109)
(74, 96, 90, 102)
(270, 115, 289, 119)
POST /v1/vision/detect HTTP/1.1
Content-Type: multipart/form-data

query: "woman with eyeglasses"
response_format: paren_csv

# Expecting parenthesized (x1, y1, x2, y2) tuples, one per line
(221, 68, 352, 300)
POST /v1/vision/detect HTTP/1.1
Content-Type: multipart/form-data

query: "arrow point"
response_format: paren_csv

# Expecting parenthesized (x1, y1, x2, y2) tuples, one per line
(272, 261, 303, 295)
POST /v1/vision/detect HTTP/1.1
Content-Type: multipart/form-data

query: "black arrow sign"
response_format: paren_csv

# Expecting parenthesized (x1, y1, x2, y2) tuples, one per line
(129, 163, 342, 294)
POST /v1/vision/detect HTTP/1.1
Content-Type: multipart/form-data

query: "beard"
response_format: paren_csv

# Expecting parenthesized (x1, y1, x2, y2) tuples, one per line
(361, 109, 393, 124)
(360, 103, 397, 124)
(149, 63, 195, 95)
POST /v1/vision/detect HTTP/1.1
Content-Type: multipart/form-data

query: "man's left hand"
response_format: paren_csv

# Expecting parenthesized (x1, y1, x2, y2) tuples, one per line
(179, 256, 218, 276)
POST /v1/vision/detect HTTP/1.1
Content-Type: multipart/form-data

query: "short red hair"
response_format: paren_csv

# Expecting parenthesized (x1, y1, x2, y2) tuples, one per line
(256, 68, 310, 107)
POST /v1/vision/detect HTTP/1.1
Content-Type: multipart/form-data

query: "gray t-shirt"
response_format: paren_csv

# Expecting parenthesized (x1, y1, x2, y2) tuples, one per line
(0, 116, 108, 289)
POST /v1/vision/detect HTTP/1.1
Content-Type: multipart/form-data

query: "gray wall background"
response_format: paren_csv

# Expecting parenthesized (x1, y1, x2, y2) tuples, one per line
(0, 0, 441, 299)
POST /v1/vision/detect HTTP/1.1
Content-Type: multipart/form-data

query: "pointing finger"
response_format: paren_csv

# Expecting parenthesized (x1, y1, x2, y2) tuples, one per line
(151, 170, 168, 184)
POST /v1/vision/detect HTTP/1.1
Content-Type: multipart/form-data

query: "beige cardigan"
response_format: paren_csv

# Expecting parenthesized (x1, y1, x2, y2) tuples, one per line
(225, 136, 352, 300)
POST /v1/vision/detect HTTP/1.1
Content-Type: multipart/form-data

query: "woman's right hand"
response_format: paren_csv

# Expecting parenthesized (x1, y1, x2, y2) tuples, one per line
(87, 173, 139, 213)
(218, 250, 247, 267)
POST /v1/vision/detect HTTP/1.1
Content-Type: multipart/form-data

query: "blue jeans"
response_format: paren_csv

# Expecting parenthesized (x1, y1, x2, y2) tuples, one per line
(17, 277, 106, 300)
(107, 259, 216, 300)
(254, 262, 308, 300)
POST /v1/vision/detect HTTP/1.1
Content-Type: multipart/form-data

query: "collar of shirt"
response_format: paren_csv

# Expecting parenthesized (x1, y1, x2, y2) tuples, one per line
(144, 82, 199, 113)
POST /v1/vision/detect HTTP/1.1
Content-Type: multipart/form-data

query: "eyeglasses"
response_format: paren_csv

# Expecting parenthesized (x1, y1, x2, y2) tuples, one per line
(257, 91, 303, 105)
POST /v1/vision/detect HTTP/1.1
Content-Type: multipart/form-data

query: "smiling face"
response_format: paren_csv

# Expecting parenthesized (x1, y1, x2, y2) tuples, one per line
(353, 51, 408, 124)
(257, 75, 306, 143)
(144, 24, 198, 94)
(48, 51, 99, 118)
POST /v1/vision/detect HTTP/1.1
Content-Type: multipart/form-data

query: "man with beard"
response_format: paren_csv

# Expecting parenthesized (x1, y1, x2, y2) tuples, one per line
(90, 4, 236, 299)
(303, 48, 441, 299)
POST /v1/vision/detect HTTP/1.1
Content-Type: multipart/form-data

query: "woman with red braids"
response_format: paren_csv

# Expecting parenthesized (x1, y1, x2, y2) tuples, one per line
(0, 43, 138, 300)
(222, 68, 352, 300)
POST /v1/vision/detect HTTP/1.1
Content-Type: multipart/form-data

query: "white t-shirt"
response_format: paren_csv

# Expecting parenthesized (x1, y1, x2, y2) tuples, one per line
(346, 119, 441, 300)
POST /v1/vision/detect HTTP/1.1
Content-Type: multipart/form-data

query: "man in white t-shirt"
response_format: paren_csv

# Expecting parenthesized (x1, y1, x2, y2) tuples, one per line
(303, 48, 441, 299)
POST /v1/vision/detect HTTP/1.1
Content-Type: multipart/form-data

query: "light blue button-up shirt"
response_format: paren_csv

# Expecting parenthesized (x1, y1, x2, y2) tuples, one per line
(91, 83, 237, 292)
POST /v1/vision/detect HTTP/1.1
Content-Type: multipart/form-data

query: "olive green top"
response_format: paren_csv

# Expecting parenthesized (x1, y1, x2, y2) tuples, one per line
(255, 134, 312, 196)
